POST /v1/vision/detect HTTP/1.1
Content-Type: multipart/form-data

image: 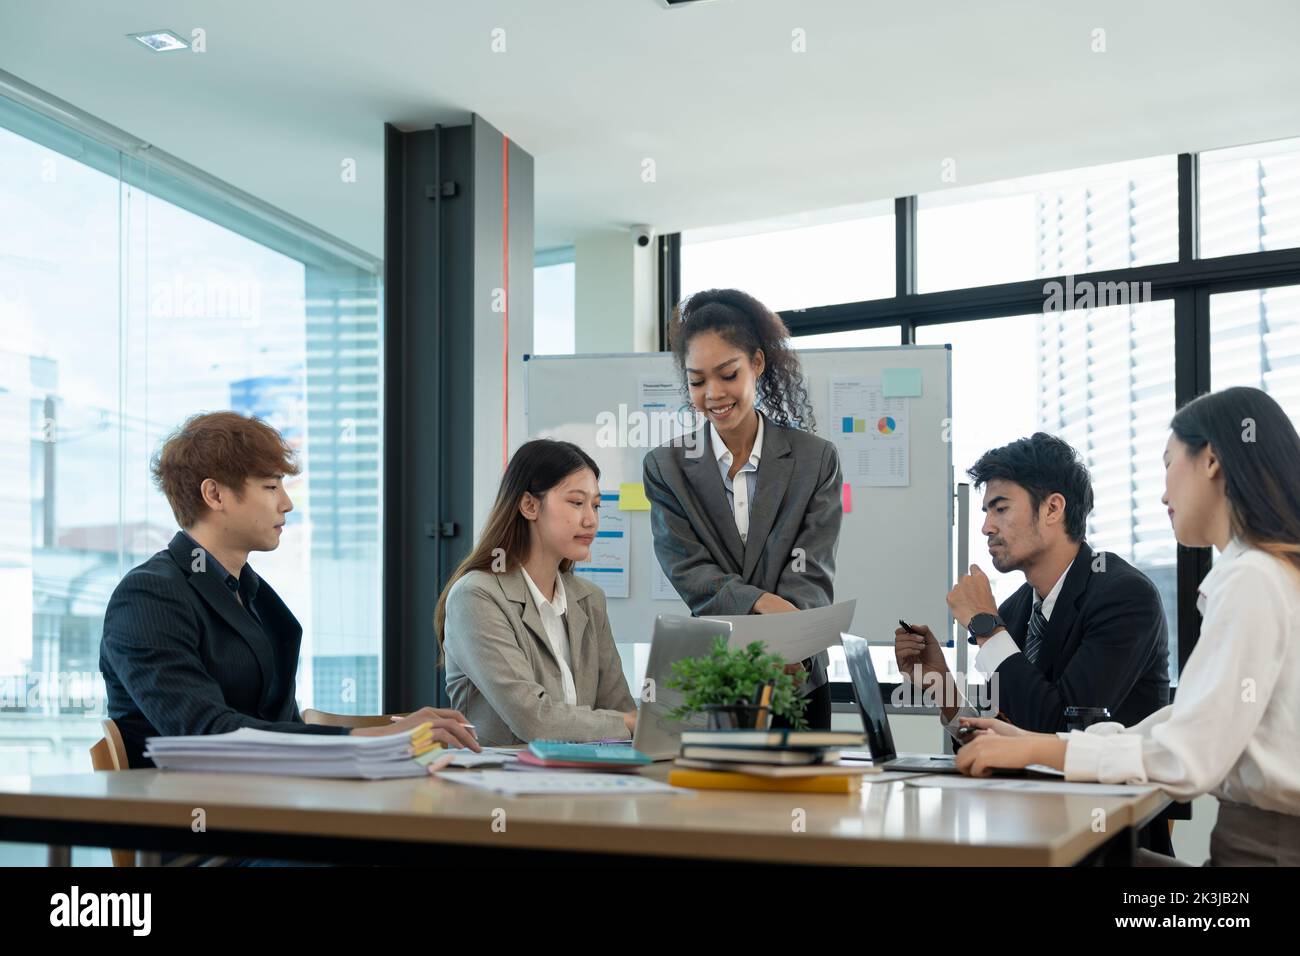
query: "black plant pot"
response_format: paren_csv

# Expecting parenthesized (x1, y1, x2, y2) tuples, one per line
(702, 703, 772, 731)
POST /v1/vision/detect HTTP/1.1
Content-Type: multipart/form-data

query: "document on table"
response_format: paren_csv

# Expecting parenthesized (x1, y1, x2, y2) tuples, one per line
(903, 776, 1158, 797)
(417, 747, 520, 769)
(703, 600, 856, 662)
(437, 770, 683, 796)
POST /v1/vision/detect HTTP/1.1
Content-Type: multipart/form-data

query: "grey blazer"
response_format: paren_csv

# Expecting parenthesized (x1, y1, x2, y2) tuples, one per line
(442, 566, 636, 746)
(642, 413, 843, 692)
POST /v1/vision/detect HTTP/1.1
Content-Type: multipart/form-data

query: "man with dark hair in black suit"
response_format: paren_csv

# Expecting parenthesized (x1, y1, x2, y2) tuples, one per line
(894, 432, 1173, 852)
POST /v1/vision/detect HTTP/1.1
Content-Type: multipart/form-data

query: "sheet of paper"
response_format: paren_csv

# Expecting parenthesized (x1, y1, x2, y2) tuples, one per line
(573, 491, 629, 598)
(702, 600, 857, 662)
(829, 377, 909, 487)
(438, 770, 683, 796)
(618, 482, 651, 511)
(651, 550, 678, 601)
(903, 776, 1158, 797)
(418, 747, 519, 769)
(882, 367, 923, 397)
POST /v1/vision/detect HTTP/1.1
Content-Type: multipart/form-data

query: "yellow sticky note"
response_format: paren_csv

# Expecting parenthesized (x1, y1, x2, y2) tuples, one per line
(618, 482, 651, 511)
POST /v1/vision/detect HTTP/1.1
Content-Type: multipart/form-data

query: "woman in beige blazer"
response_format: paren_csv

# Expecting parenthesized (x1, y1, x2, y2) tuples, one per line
(435, 439, 637, 747)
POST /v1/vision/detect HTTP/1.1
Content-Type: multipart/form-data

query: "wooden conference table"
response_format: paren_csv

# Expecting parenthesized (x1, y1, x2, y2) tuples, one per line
(0, 763, 1169, 866)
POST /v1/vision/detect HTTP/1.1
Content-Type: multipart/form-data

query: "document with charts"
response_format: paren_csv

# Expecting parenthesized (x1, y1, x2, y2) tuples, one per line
(829, 376, 909, 487)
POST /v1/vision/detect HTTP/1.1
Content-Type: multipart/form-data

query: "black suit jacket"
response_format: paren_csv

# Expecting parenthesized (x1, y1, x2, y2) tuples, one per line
(100, 532, 348, 768)
(990, 542, 1170, 733)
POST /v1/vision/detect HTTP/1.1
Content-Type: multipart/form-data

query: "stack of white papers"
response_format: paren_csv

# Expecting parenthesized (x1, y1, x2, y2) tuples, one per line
(144, 727, 434, 779)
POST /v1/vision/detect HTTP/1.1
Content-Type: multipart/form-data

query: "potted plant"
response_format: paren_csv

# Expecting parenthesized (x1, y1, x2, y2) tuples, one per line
(665, 636, 808, 730)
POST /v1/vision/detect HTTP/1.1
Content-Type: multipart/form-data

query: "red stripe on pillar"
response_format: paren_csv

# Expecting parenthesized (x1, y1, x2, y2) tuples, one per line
(502, 136, 510, 470)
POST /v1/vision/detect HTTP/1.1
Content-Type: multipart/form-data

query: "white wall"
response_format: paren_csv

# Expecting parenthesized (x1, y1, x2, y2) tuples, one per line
(574, 229, 657, 354)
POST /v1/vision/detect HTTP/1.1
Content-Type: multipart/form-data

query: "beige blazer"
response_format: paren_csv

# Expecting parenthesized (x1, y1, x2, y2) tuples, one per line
(442, 566, 636, 746)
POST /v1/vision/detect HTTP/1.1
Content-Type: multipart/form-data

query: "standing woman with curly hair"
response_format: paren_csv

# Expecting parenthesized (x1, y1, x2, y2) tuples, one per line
(643, 289, 843, 729)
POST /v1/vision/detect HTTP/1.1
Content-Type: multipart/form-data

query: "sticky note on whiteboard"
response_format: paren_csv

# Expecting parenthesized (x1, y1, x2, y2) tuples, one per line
(882, 368, 923, 397)
(618, 482, 651, 511)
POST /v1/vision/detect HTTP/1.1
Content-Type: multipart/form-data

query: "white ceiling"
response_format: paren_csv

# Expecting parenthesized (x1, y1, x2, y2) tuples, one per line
(3, 0, 1299, 259)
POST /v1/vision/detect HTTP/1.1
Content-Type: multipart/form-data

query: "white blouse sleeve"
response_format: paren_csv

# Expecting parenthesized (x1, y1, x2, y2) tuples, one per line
(1062, 557, 1291, 800)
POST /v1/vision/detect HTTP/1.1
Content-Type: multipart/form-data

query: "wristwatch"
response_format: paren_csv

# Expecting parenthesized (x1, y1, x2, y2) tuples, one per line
(966, 612, 1007, 644)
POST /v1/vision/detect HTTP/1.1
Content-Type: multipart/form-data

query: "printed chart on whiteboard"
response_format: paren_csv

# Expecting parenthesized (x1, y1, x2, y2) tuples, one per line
(573, 491, 630, 598)
(829, 376, 910, 487)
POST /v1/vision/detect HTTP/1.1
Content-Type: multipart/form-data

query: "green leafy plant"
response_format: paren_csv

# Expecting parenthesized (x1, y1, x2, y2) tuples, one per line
(665, 636, 808, 729)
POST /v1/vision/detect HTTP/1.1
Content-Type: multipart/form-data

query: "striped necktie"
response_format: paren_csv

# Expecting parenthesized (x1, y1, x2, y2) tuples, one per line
(1024, 600, 1047, 666)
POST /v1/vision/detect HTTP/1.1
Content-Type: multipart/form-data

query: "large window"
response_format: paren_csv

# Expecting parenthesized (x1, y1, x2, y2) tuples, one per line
(681, 201, 895, 313)
(1200, 138, 1300, 259)
(0, 91, 383, 798)
(918, 156, 1178, 293)
(916, 303, 1179, 677)
(1211, 285, 1300, 419)
(534, 247, 575, 355)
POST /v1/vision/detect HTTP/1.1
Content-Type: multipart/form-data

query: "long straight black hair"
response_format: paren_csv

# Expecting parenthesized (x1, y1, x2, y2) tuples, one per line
(434, 439, 600, 647)
(1170, 386, 1300, 575)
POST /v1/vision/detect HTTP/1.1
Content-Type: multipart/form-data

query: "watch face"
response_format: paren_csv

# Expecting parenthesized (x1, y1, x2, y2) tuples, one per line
(968, 613, 997, 637)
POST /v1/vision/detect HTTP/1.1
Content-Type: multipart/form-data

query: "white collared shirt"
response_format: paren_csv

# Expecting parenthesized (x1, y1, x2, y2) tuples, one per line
(519, 566, 578, 706)
(974, 557, 1075, 678)
(1061, 538, 1300, 814)
(711, 411, 764, 543)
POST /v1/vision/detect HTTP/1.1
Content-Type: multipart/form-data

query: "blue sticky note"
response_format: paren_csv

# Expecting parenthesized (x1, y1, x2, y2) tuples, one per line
(883, 367, 923, 397)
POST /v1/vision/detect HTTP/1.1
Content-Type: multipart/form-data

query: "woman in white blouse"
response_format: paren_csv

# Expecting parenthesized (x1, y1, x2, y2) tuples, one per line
(955, 386, 1300, 866)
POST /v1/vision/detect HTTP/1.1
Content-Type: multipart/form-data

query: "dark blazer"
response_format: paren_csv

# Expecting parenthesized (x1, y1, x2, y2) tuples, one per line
(100, 532, 348, 768)
(642, 412, 843, 692)
(991, 542, 1170, 732)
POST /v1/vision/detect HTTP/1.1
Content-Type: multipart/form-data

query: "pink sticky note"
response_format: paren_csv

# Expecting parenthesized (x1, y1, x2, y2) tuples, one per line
(842, 482, 852, 514)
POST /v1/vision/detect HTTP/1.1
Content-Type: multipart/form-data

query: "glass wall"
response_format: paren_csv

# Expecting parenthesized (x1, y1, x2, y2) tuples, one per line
(0, 91, 383, 805)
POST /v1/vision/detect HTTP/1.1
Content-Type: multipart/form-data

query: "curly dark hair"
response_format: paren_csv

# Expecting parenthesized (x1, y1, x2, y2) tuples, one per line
(668, 288, 815, 431)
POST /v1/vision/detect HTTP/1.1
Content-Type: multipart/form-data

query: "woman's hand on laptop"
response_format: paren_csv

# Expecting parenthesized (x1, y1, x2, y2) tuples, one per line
(955, 730, 1067, 777)
(622, 711, 638, 735)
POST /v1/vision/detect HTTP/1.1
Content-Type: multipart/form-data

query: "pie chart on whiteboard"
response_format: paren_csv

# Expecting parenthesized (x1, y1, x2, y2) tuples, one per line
(877, 416, 896, 435)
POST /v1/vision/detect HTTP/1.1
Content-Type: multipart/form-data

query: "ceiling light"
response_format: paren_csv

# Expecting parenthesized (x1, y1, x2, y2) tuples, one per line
(128, 30, 189, 53)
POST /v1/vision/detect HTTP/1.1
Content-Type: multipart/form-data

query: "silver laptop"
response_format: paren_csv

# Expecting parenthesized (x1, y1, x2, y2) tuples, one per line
(631, 614, 734, 760)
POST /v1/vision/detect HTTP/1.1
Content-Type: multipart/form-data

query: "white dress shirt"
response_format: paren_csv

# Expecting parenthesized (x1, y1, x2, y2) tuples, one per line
(974, 557, 1075, 678)
(711, 412, 764, 543)
(1060, 538, 1300, 814)
(519, 566, 578, 706)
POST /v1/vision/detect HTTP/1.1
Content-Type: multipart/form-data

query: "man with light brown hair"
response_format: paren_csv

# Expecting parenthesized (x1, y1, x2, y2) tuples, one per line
(100, 411, 477, 767)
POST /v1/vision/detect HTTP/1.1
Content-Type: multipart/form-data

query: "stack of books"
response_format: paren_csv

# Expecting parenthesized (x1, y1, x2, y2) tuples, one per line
(145, 725, 442, 779)
(668, 728, 877, 793)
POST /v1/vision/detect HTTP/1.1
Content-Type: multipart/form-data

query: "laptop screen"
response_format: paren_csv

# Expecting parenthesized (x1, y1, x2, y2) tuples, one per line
(840, 633, 897, 762)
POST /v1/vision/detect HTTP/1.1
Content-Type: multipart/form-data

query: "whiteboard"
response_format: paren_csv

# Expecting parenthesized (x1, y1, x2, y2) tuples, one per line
(524, 346, 953, 682)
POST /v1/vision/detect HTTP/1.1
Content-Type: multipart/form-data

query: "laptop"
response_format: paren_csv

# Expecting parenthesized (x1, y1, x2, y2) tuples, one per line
(630, 614, 734, 760)
(840, 632, 964, 773)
